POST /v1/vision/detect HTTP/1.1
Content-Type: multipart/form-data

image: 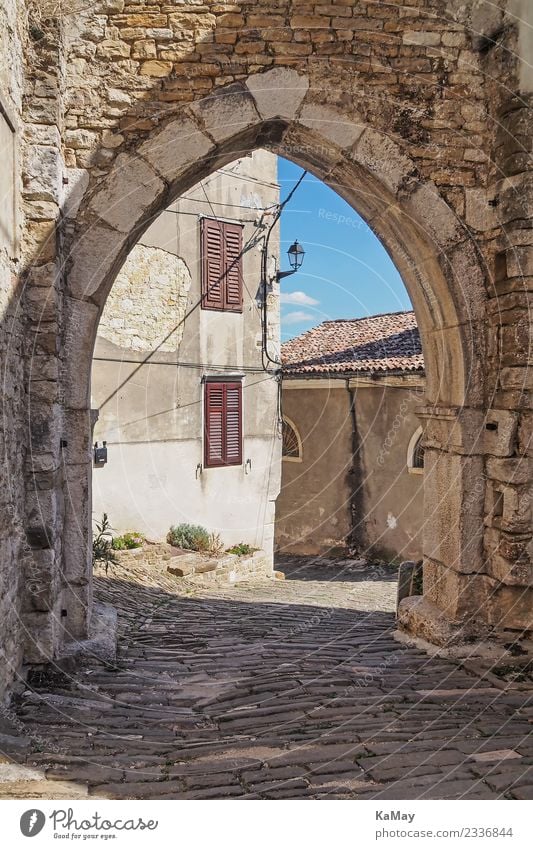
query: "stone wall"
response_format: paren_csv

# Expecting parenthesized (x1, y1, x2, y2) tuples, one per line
(0, 0, 28, 700)
(98, 244, 191, 352)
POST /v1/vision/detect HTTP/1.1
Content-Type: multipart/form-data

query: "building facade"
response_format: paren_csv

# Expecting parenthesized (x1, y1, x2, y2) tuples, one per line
(276, 312, 426, 562)
(91, 150, 282, 558)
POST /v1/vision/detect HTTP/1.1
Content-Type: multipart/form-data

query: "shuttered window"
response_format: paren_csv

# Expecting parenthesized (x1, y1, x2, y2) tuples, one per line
(200, 218, 243, 312)
(204, 381, 243, 467)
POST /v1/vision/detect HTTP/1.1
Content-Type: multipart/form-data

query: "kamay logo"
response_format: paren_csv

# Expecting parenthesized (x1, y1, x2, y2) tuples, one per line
(20, 810, 46, 838)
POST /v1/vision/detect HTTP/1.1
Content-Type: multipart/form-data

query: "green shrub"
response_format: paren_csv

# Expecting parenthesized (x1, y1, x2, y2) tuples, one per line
(226, 542, 257, 557)
(112, 532, 144, 551)
(167, 523, 210, 551)
(93, 513, 118, 574)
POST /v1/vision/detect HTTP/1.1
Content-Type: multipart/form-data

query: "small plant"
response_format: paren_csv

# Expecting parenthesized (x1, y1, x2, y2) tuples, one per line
(167, 523, 210, 552)
(226, 542, 257, 557)
(206, 532, 225, 556)
(112, 531, 144, 551)
(92, 513, 118, 574)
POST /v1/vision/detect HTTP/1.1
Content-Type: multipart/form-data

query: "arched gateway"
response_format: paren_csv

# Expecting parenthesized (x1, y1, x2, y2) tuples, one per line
(5, 2, 531, 696)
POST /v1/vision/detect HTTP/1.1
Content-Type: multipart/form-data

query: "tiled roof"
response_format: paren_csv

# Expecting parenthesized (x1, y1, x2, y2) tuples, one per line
(281, 310, 424, 376)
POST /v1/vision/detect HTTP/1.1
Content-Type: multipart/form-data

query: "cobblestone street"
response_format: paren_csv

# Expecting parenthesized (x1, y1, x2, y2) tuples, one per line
(2, 558, 532, 800)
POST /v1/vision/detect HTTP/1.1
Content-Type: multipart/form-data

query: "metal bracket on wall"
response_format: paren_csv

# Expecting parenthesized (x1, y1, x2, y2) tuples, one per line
(245, 458, 252, 475)
(196, 463, 203, 479)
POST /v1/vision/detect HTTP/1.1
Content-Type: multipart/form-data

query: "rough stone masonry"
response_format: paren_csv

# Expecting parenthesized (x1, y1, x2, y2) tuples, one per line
(0, 0, 531, 701)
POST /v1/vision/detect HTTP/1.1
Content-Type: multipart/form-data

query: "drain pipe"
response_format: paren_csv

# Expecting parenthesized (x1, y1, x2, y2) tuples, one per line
(346, 378, 365, 554)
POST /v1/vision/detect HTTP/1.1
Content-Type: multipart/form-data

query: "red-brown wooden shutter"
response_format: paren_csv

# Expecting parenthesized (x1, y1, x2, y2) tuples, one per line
(204, 381, 242, 467)
(204, 382, 224, 466)
(201, 218, 224, 310)
(224, 382, 242, 465)
(223, 222, 243, 311)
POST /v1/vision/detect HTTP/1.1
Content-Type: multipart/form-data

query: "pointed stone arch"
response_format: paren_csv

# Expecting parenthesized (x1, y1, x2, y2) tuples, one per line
(22, 66, 526, 662)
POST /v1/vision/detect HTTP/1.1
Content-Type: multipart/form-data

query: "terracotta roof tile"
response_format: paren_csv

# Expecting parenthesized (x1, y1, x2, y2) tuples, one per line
(281, 310, 424, 376)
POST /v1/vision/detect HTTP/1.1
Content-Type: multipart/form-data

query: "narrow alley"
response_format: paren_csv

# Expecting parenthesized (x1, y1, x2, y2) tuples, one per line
(3, 560, 532, 801)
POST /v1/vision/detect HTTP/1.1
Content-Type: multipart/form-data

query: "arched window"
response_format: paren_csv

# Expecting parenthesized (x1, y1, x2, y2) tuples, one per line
(282, 417, 302, 462)
(407, 426, 424, 474)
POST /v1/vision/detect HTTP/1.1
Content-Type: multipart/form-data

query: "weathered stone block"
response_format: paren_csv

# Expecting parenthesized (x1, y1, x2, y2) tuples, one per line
(403, 31, 441, 47)
(62, 168, 90, 219)
(465, 187, 499, 231)
(424, 559, 495, 622)
(483, 409, 518, 457)
(397, 595, 473, 645)
(60, 583, 91, 641)
(139, 115, 213, 184)
(63, 409, 92, 466)
(25, 285, 58, 322)
(246, 68, 309, 120)
(27, 261, 59, 288)
(63, 297, 100, 408)
(518, 411, 533, 456)
(488, 585, 533, 630)
(88, 153, 164, 234)
(25, 549, 58, 611)
(351, 128, 414, 197)
(23, 220, 57, 263)
(422, 407, 485, 455)
(22, 611, 58, 664)
(499, 366, 533, 390)
(67, 224, 127, 299)
(23, 145, 61, 203)
(132, 39, 157, 60)
(486, 456, 531, 485)
(423, 449, 484, 571)
(65, 129, 98, 150)
(487, 552, 533, 587)
(96, 39, 130, 59)
(140, 60, 173, 77)
(298, 102, 364, 150)
(190, 85, 259, 143)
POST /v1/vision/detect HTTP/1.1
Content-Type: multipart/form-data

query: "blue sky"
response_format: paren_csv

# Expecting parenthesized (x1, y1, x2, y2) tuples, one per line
(277, 157, 412, 341)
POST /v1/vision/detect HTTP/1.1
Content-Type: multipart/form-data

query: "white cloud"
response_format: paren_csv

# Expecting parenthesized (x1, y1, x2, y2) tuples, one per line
(280, 290, 319, 306)
(283, 311, 315, 325)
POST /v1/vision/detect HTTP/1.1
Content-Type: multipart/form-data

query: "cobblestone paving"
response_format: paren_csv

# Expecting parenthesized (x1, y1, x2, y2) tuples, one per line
(3, 557, 533, 800)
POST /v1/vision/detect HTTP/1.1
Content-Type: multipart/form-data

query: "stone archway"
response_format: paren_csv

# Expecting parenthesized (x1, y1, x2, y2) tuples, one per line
(9, 0, 528, 683)
(47, 70, 498, 657)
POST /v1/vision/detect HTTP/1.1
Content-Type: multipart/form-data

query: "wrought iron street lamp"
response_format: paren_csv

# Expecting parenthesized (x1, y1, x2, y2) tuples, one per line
(276, 239, 305, 280)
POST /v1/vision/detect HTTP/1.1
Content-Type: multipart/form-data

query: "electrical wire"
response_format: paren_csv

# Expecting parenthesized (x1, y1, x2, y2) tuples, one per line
(172, 196, 276, 212)
(260, 168, 308, 373)
(93, 356, 270, 373)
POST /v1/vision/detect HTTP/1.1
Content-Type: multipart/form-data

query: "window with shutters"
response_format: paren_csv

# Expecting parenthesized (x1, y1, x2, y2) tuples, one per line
(200, 217, 243, 312)
(204, 381, 243, 467)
